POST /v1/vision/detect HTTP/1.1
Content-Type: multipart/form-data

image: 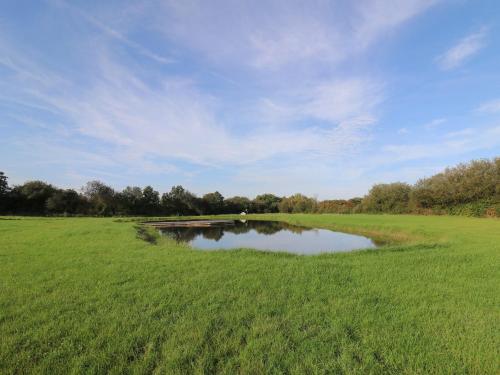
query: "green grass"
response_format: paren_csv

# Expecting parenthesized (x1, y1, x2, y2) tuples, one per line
(0, 214, 499, 374)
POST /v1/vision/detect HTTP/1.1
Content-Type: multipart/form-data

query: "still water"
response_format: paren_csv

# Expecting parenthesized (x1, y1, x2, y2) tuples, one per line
(157, 220, 377, 255)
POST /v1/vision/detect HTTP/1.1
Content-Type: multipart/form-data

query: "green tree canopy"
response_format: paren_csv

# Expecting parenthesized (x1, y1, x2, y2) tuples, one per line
(362, 183, 411, 213)
(141, 186, 161, 215)
(253, 194, 282, 213)
(225, 196, 251, 213)
(0, 172, 9, 196)
(161, 185, 200, 215)
(278, 194, 317, 213)
(46, 189, 83, 214)
(82, 181, 117, 216)
(202, 191, 224, 214)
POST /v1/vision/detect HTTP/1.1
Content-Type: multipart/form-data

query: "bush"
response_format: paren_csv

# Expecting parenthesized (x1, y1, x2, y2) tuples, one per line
(410, 158, 499, 209)
(446, 200, 499, 217)
(278, 194, 317, 213)
(361, 183, 411, 214)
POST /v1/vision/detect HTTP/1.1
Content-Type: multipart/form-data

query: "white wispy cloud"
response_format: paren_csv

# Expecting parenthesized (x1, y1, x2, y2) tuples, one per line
(259, 79, 382, 125)
(353, 0, 440, 48)
(1, 45, 375, 168)
(157, 0, 439, 69)
(49, 0, 174, 64)
(423, 118, 447, 129)
(381, 125, 500, 162)
(444, 127, 475, 138)
(302, 80, 382, 123)
(476, 98, 500, 114)
(436, 28, 487, 70)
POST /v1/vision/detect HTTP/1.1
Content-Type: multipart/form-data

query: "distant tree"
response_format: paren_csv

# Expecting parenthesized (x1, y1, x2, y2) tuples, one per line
(317, 199, 360, 214)
(161, 185, 200, 215)
(201, 191, 224, 214)
(362, 182, 411, 213)
(224, 196, 251, 213)
(46, 189, 83, 214)
(349, 197, 363, 207)
(141, 186, 161, 215)
(0, 172, 9, 196)
(82, 181, 117, 216)
(278, 194, 317, 213)
(495, 157, 500, 199)
(0, 172, 10, 213)
(12, 181, 57, 214)
(349, 198, 364, 213)
(252, 194, 282, 213)
(118, 186, 143, 215)
(410, 159, 499, 209)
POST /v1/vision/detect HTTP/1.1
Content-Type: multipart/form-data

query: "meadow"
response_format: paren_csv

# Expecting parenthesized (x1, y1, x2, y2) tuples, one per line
(0, 214, 499, 374)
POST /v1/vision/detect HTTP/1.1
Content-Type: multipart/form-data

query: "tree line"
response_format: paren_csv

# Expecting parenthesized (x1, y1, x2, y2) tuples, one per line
(359, 157, 499, 217)
(0, 157, 498, 217)
(0, 177, 282, 216)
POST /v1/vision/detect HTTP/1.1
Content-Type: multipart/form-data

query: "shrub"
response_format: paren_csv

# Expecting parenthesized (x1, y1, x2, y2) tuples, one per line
(361, 183, 411, 213)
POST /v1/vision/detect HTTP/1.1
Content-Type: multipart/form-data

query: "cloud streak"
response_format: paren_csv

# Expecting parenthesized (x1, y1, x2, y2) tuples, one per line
(158, 0, 439, 69)
(382, 125, 500, 162)
(423, 118, 447, 129)
(436, 28, 487, 70)
(477, 98, 500, 114)
(1, 45, 376, 168)
(50, 0, 174, 64)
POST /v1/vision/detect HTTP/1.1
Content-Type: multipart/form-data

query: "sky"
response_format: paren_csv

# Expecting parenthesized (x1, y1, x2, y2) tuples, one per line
(1, 0, 499, 199)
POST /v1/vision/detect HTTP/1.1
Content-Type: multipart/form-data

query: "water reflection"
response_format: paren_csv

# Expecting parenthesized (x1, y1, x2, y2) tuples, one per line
(157, 220, 377, 255)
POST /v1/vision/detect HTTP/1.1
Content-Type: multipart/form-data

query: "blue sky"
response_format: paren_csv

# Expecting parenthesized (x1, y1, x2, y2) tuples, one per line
(1, 0, 499, 199)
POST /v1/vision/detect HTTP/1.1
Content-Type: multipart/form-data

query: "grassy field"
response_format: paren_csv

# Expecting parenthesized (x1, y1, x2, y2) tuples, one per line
(0, 214, 499, 374)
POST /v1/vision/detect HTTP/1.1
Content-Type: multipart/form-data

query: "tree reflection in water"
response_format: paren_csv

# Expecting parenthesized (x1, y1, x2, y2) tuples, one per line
(159, 220, 311, 243)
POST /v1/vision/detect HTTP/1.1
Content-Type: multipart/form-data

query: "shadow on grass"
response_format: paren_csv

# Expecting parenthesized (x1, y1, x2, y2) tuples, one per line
(135, 225, 158, 244)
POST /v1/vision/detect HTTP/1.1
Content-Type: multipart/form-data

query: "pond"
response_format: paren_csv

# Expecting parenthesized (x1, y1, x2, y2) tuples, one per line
(153, 220, 377, 255)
